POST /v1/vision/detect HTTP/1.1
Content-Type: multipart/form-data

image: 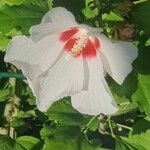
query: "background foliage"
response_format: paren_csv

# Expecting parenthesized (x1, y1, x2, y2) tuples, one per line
(0, 0, 150, 149)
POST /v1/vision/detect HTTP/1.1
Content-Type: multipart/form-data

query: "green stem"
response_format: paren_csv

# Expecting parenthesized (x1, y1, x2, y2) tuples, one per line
(0, 72, 25, 79)
(107, 115, 116, 138)
(116, 123, 132, 131)
(117, 123, 133, 137)
(86, 115, 98, 128)
(82, 115, 98, 134)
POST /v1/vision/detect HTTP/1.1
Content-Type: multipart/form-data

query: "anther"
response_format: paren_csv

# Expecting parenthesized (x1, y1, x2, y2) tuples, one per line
(70, 34, 89, 56)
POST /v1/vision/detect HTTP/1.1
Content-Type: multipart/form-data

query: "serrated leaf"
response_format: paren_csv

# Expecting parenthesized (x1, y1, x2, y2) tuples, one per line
(0, 0, 25, 6)
(119, 117, 150, 150)
(132, 74, 150, 115)
(0, 5, 46, 34)
(47, 98, 91, 127)
(132, 0, 150, 36)
(0, 0, 49, 8)
(129, 130, 150, 150)
(116, 136, 146, 150)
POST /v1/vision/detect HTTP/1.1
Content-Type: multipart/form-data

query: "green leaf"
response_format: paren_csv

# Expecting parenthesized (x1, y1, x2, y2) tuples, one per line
(103, 11, 124, 23)
(0, 89, 10, 102)
(11, 118, 27, 128)
(0, 33, 10, 52)
(43, 137, 107, 150)
(86, 116, 99, 131)
(11, 118, 30, 134)
(0, 0, 49, 8)
(132, 118, 150, 134)
(40, 124, 56, 140)
(16, 136, 43, 150)
(43, 137, 79, 150)
(47, 98, 92, 127)
(0, 0, 26, 7)
(129, 130, 150, 150)
(16, 110, 36, 118)
(132, 0, 150, 36)
(115, 136, 146, 150)
(114, 102, 137, 116)
(5, 28, 22, 37)
(42, 125, 108, 150)
(82, 0, 98, 19)
(0, 5, 46, 34)
(0, 135, 14, 150)
(0, 135, 36, 150)
(132, 74, 150, 115)
(118, 117, 150, 150)
(107, 72, 138, 103)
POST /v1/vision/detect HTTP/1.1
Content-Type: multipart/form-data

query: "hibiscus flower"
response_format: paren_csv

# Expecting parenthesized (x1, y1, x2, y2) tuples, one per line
(4, 7, 138, 115)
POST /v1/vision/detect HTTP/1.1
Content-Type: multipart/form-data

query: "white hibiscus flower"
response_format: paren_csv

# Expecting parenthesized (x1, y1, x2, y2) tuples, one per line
(4, 7, 138, 115)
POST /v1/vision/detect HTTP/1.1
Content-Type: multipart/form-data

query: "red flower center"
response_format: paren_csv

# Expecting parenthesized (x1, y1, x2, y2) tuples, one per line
(59, 27, 100, 58)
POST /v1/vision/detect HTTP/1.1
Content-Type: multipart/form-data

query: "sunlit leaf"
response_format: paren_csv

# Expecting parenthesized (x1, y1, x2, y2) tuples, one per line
(82, 0, 98, 19)
(0, 5, 46, 34)
(129, 129, 150, 150)
(16, 136, 43, 150)
(116, 136, 146, 150)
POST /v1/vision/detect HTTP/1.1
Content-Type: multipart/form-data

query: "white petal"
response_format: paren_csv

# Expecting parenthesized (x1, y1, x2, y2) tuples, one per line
(4, 33, 64, 96)
(28, 33, 64, 71)
(30, 22, 68, 41)
(99, 34, 138, 84)
(80, 24, 103, 36)
(5, 33, 64, 72)
(41, 7, 77, 25)
(36, 54, 84, 112)
(4, 36, 42, 95)
(4, 36, 40, 77)
(30, 7, 78, 41)
(71, 56, 118, 115)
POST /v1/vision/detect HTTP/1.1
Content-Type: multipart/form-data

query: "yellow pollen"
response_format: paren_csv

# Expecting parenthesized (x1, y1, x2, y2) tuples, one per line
(70, 34, 88, 56)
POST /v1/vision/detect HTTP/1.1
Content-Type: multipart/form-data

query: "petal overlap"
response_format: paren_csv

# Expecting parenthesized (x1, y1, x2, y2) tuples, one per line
(5, 7, 138, 115)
